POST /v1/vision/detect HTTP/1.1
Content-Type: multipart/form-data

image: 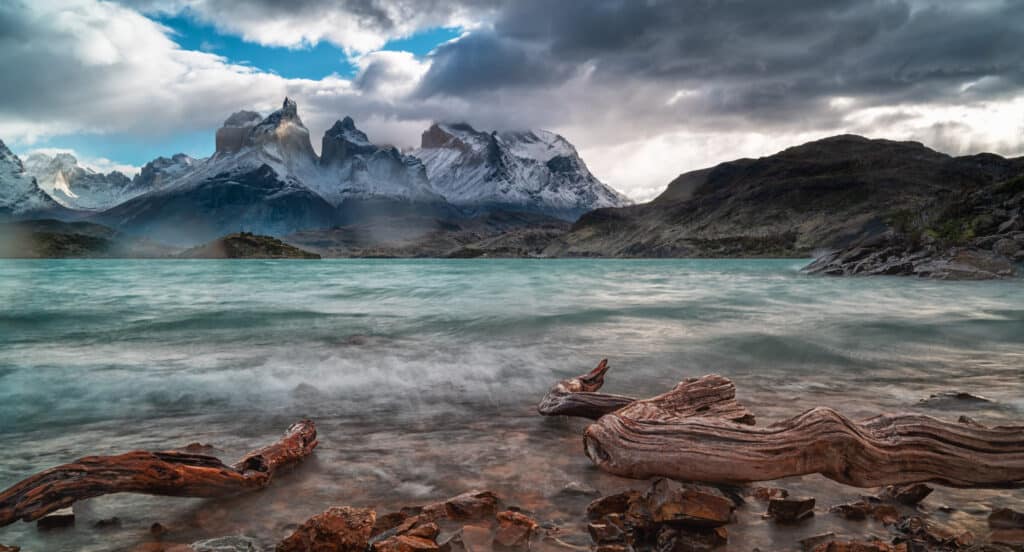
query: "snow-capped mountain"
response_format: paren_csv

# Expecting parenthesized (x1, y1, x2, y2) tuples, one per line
(315, 116, 437, 204)
(132, 153, 196, 191)
(411, 123, 630, 220)
(95, 98, 445, 245)
(0, 140, 65, 218)
(23, 152, 135, 211)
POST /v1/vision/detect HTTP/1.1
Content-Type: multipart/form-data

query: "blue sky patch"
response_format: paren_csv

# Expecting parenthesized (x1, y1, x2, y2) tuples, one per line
(155, 14, 358, 79)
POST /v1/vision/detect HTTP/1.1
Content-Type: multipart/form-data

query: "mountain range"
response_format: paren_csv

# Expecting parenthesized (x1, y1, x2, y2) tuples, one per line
(1, 98, 627, 245)
(1, 102, 1022, 278)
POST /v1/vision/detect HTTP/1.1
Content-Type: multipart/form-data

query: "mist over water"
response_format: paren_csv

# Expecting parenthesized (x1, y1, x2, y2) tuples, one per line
(0, 259, 1022, 551)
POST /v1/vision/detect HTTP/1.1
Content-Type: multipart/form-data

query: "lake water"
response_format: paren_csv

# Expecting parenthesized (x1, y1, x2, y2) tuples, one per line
(0, 259, 1022, 551)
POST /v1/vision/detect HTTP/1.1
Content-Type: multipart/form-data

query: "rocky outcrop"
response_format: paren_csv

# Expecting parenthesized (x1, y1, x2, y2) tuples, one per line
(320, 117, 379, 165)
(547, 135, 1024, 259)
(805, 173, 1024, 279)
(178, 232, 320, 259)
(215, 111, 262, 154)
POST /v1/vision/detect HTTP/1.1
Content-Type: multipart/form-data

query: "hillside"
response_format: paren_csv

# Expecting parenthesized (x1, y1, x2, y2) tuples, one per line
(544, 135, 1024, 258)
(180, 232, 320, 259)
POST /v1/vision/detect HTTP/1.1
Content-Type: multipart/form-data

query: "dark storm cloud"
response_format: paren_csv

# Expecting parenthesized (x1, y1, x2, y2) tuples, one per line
(417, 0, 1024, 124)
(415, 32, 574, 97)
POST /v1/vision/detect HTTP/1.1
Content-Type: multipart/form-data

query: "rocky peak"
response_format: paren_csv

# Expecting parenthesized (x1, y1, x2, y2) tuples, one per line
(0, 139, 24, 170)
(420, 123, 482, 153)
(216, 111, 263, 154)
(321, 116, 376, 166)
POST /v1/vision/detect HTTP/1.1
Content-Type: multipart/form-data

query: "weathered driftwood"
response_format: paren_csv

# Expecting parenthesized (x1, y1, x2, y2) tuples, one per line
(0, 420, 317, 527)
(583, 401, 1024, 488)
(538, 359, 637, 419)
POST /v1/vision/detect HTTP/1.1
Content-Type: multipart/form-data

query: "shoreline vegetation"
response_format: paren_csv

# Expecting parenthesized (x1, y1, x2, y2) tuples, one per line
(2, 361, 1022, 552)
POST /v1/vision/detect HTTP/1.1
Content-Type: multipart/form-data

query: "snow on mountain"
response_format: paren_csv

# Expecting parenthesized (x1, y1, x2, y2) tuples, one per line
(23, 152, 136, 211)
(411, 123, 631, 220)
(95, 99, 446, 245)
(0, 140, 64, 217)
(132, 153, 197, 192)
(314, 116, 438, 203)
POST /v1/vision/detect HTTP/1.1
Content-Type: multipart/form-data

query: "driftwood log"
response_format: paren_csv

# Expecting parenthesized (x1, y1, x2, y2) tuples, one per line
(538, 360, 756, 425)
(0, 420, 317, 527)
(537, 359, 636, 419)
(561, 364, 1024, 488)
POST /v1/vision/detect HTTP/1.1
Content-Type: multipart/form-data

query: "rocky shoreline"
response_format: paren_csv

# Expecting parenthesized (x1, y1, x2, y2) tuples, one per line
(9, 480, 1023, 552)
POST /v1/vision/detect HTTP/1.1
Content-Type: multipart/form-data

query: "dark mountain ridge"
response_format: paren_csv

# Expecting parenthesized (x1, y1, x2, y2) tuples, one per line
(547, 135, 1024, 258)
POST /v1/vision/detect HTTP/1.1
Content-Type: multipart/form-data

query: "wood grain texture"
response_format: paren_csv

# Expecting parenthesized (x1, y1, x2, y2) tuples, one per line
(584, 401, 1024, 487)
(0, 420, 317, 527)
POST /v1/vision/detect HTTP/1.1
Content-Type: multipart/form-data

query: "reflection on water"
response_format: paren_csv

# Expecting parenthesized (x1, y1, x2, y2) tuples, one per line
(0, 259, 1022, 550)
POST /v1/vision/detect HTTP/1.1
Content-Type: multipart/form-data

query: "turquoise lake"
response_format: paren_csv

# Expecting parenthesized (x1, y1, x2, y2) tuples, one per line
(0, 259, 1021, 550)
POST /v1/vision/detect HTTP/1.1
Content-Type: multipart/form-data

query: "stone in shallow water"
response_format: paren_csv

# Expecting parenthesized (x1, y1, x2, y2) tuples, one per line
(373, 535, 440, 552)
(493, 510, 537, 549)
(750, 487, 788, 501)
(276, 506, 376, 552)
(881, 483, 933, 506)
(641, 478, 734, 527)
(191, 535, 260, 552)
(766, 497, 815, 522)
(586, 492, 640, 521)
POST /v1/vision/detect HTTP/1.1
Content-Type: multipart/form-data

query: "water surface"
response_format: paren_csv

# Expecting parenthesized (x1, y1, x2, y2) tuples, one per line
(0, 259, 1021, 550)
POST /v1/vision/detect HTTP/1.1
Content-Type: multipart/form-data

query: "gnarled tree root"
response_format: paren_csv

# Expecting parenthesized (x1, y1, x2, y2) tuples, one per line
(538, 360, 756, 425)
(584, 402, 1024, 488)
(0, 419, 317, 527)
(538, 359, 636, 419)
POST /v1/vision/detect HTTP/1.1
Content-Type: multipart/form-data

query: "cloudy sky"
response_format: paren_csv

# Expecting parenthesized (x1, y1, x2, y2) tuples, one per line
(2, 0, 1023, 201)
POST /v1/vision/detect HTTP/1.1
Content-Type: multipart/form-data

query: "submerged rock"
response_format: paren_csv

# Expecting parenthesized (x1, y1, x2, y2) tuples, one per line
(881, 484, 933, 506)
(493, 511, 537, 549)
(276, 506, 376, 552)
(766, 497, 815, 522)
(191, 536, 260, 552)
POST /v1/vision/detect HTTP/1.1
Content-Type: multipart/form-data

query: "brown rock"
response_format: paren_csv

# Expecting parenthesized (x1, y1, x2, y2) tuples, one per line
(750, 487, 788, 501)
(989, 508, 1024, 529)
(593, 546, 634, 552)
(374, 512, 411, 537)
(587, 514, 629, 545)
(493, 511, 537, 549)
(641, 479, 734, 527)
(798, 533, 835, 551)
(374, 535, 440, 552)
(766, 497, 815, 522)
(829, 501, 870, 521)
(655, 526, 727, 552)
(461, 525, 493, 552)
(151, 522, 169, 537)
(586, 492, 640, 521)
(869, 505, 900, 525)
(881, 484, 933, 505)
(406, 523, 441, 540)
(424, 491, 499, 522)
(0, 545, 20, 552)
(276, 506, 377, 552)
